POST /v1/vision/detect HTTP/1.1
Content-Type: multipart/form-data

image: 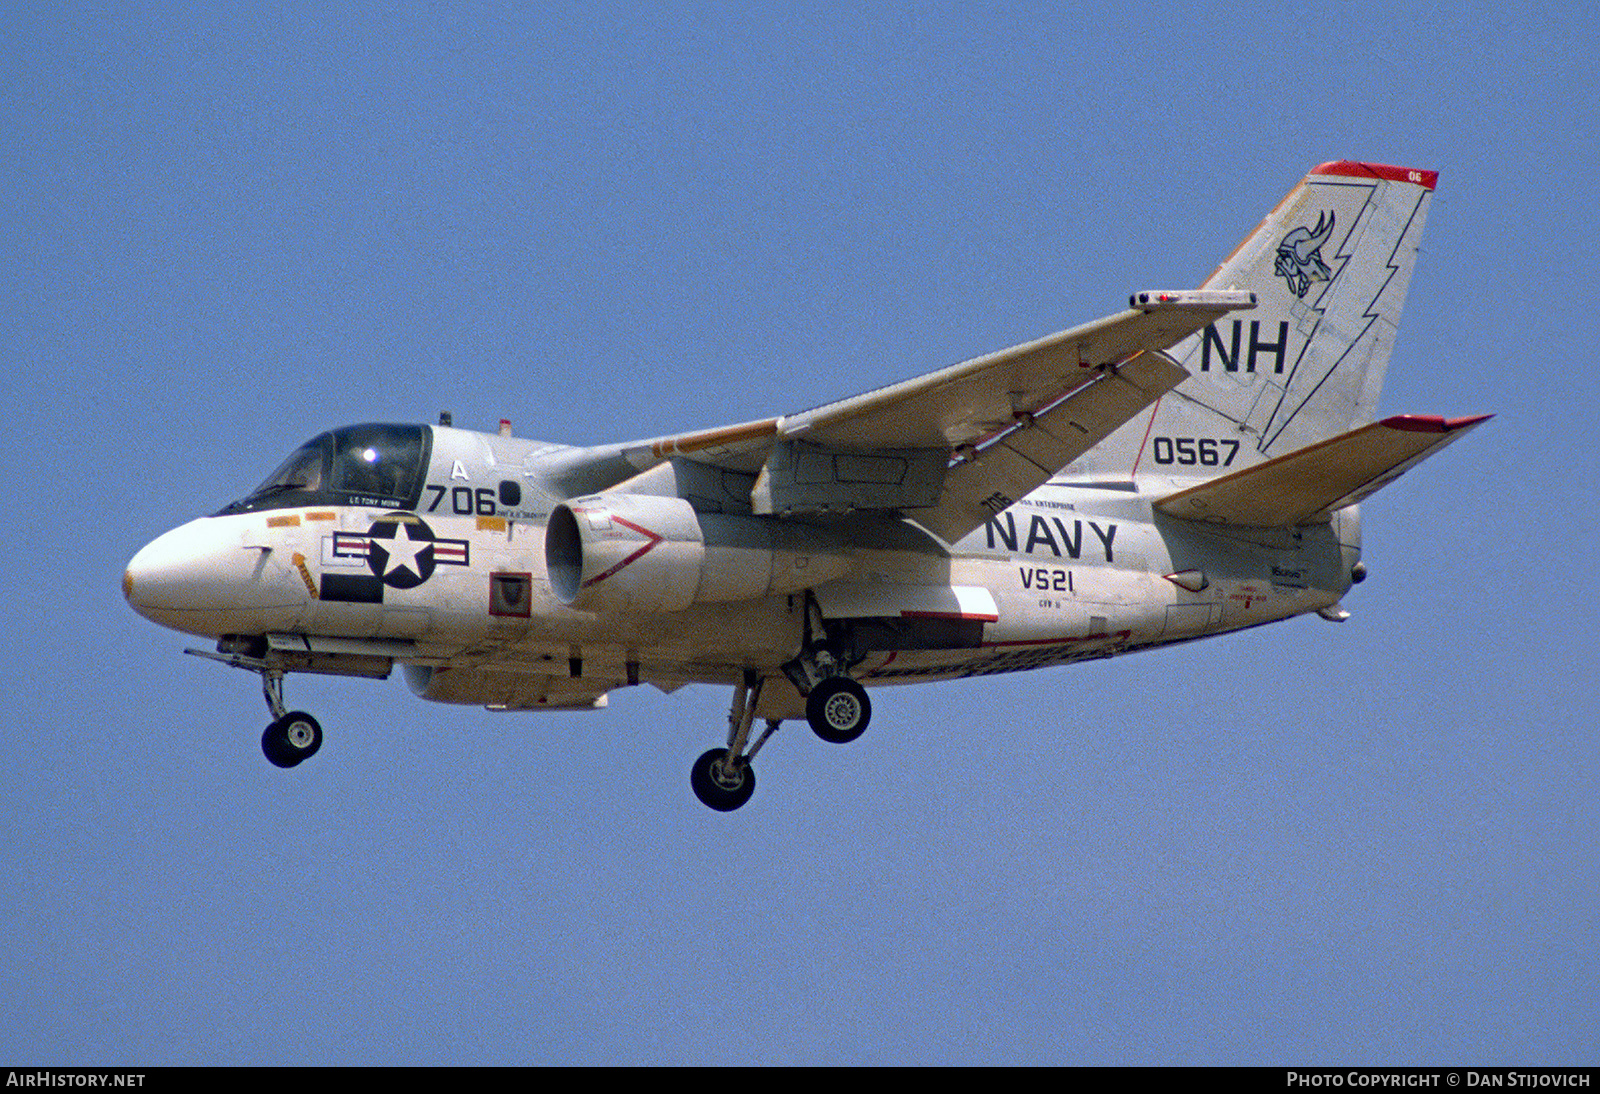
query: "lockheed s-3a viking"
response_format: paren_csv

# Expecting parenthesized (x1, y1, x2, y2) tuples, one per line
(124, 162, 1486, 811)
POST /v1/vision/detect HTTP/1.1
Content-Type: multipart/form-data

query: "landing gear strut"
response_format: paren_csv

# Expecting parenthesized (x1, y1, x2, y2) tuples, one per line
(689, 670, 780, 812)
(257, 667, 323, 769)
(183, 641, 334, 770)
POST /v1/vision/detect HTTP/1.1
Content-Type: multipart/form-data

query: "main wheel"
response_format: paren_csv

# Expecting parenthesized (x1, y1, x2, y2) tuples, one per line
(690, 748, 756, 812)
(806, 677, 871, 744)
(262, 712, 323, 768)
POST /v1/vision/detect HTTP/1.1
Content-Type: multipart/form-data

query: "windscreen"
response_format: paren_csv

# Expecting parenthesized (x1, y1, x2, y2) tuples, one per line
(218, 424, 432, 514)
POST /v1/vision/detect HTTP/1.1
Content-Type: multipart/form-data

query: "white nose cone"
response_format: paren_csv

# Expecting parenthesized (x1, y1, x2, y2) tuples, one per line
(124, 517, 301, 636)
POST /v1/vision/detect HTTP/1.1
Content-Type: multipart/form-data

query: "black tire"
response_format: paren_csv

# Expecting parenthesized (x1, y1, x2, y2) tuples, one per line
(261, 723, 297, 768)
(261, 712, 323, 768)
(690, 748, 756, 812)
(806, 677, 871, 744)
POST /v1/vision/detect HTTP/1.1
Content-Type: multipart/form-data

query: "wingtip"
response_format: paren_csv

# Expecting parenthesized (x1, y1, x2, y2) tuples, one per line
(1379, 413, 1493, 433)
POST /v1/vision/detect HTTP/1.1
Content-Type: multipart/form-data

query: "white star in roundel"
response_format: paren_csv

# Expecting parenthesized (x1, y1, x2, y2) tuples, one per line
(377, 520, 431, 581)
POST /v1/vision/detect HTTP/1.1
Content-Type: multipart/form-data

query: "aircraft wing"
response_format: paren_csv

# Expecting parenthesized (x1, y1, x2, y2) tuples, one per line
(774, 293, 1247, 452)
(555, 292, 1255, 538)
(649, 292, 1248, 457)
(1154, 414, 1492, 526)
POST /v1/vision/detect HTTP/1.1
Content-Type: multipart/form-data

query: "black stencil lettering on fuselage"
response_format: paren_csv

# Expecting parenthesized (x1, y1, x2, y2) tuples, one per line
(987, 511, 1116, 562)
(1199, 319, 1290, 374)
(1019, 567, 1073, 592)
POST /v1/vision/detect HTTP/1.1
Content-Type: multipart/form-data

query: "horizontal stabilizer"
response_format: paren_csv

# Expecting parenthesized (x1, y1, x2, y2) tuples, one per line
(1154, 415, 1490, 526)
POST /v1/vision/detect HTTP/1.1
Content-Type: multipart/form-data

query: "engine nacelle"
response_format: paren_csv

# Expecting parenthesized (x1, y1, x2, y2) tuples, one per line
(545, 494, 851, 613)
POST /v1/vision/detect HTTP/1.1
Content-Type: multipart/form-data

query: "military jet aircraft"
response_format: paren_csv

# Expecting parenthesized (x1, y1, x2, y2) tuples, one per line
(124, 161, 1485, 811)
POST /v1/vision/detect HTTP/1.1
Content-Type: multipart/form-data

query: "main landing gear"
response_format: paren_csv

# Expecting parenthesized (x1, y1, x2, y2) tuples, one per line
(805, 676, 871, 745)
(258, 667, 323, 769)
(686, 671, 874, 812)
(688, 601, 876, 811)
(788, 591, 872, 745)
(690, 670, 779, 812)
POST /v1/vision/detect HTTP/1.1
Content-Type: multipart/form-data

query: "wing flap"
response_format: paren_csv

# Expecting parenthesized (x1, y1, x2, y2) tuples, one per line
(909, 350, 1190, 542)
(1154, 414, 1491, 527)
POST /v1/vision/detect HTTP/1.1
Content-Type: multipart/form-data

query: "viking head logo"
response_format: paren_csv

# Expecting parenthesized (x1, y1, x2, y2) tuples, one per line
(1275, 211, 1336, 298)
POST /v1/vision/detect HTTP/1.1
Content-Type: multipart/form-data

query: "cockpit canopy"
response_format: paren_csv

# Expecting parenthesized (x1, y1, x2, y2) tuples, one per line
(219, 424, 432, 515)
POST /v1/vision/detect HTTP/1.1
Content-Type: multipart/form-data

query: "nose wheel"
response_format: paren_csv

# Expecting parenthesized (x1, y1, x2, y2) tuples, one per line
(257, 668, 325, 770)
(262, 712, 323, 768)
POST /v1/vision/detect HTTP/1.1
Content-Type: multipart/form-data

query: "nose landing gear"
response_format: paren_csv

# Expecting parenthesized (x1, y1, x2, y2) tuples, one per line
(257, 667, 323, 769)
(187, 634, 402, 771)
(262, 712, 323, 768)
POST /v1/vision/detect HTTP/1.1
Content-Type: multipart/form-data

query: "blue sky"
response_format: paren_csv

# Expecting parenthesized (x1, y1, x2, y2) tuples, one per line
(4, 1, 1596, 1065)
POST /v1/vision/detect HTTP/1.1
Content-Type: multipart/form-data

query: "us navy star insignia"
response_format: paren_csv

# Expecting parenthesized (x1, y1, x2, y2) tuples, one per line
(362, 515, 470, 590)
(375, 520, 430, 581)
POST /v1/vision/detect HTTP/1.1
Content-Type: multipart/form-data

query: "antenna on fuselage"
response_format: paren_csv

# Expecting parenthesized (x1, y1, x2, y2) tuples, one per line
(439, 411, 452, 427)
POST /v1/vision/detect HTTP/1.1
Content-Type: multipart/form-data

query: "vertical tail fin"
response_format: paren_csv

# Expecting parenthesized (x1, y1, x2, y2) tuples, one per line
(1069, 162, 1438, 480)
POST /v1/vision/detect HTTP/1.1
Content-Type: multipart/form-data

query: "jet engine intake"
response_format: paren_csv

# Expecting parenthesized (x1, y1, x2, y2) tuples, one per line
(545, 494, 850, 614)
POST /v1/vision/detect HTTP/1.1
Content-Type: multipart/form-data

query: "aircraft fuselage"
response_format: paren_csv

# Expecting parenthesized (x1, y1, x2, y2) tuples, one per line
(125, 422, 1355, 717)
